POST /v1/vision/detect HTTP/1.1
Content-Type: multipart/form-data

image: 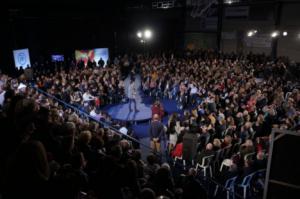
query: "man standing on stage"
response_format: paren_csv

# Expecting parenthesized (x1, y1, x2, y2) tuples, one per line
(128, 79, 139, 112)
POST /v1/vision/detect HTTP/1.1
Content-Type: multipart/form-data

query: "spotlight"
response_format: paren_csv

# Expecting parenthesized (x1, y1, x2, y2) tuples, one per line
(144, 30, 152, 39)
(271, 31, 279, 38)
(140, 39, 145, 43)
(225, 0, 240, 4)
(137, 31, 142, 38)
(282, 31, 288, 36)
(247, 30, 257, 37)
(247, 31, 254, 37)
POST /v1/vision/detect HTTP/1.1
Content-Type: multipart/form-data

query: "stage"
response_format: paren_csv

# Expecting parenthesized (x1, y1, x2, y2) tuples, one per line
(106, 74, 153, 123)
(107, 102, 152, 122)
(106, 74, 181, 124)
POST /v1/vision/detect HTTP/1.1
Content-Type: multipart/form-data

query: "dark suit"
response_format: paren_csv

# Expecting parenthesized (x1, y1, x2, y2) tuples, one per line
(182, 133, 198, 161)
(149, 120, 165, 142)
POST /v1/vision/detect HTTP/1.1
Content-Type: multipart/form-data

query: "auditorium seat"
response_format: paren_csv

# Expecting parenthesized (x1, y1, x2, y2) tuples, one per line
(237, 172, 256, 199)
(195, 154, 215, 177)
(214, 176, 238, 199)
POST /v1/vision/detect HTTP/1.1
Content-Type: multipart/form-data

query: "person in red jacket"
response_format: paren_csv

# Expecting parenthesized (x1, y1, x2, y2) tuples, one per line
(171, 142, 183, 158)
(151, 100, 164, 120)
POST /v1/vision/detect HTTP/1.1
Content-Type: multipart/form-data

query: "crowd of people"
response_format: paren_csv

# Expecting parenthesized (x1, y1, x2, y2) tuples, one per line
(144, 50, 300, 197)
(0, 50, 299, 199)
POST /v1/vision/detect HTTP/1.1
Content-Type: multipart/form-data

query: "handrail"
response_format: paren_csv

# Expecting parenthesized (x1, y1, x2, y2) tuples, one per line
(29, 84, 162, 157)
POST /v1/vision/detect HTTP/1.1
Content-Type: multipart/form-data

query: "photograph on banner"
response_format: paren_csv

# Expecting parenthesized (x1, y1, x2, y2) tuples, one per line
(75, 50, 95, 66)
(13, 48, 31, 69)
(94, 48, 109, 66)
(75, 48, 109, 67)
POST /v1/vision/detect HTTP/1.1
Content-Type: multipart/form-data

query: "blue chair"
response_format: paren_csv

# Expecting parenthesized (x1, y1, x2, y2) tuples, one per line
(214, 176, 238, 199)
(253, 169, 266, 190)
(255, 169, 266, 177)
(237, 172, 256, 199)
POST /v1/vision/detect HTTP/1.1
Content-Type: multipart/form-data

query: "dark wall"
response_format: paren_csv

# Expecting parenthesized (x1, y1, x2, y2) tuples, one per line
(1, 1, 185, 72)
(7, 4, 119, 61)
(0, 8, 13, 74)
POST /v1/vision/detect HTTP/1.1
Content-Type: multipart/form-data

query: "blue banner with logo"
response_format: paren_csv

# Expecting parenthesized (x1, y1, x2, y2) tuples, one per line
(13, 48, 31, 69)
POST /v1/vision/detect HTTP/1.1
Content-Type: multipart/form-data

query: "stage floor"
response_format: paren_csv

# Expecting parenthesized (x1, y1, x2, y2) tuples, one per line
(105, 74, 182, 124)
(107, 102, 152, 122)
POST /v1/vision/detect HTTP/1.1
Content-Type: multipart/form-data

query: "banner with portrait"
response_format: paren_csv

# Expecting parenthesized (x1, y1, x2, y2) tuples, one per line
(75, 48, 109, 67)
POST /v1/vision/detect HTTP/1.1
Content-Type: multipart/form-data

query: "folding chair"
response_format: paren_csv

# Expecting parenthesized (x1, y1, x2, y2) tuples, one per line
(173, 156, 186, 170)
(214, 176, 238, 199)
(213, 149, 222, 172)
(195, 154, 215, 177)
(237, 172, 256, 199)
(220, 159, 232, 173)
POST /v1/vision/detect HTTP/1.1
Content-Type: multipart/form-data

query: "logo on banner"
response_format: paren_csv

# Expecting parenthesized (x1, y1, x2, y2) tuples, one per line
(18, 53, 27, 65)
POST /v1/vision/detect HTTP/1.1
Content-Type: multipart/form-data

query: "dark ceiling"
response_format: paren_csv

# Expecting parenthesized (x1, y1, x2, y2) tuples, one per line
(1, 0, 185, 66)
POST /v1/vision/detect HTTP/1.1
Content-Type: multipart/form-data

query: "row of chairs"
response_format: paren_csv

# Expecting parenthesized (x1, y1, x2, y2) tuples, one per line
(174, 152, 266, 199)
(172, 134, 268, 176)
(173, 144, 239, 175)
(173, 150, 267, 199)
(214, 169, 266, 199)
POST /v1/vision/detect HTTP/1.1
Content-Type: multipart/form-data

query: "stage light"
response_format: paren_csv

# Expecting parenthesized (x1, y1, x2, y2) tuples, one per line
(137, 31, 142, 38)
(283, 31, 288, 36)
(271, 31, 279, 38)
(224, 0, 240, 4)
(247, 31, 254, 37)
(140, 39, 145, 43)
(144, 30, 152, 39)
(247, 29, 257, 37)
